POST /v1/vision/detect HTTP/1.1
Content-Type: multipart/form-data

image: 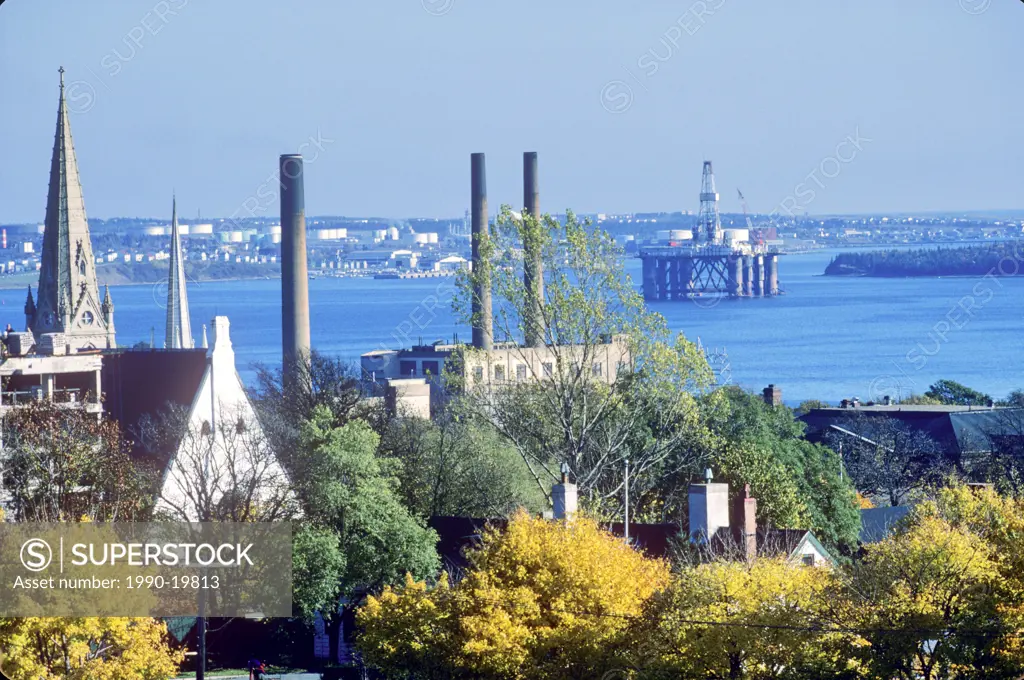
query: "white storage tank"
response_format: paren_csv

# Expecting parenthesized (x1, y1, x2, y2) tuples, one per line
(387, 227, 400, 240)
(723, 228, 750, 243)
(316, 229, 331, 241)
(229, 230, 244, 243)
(668, 229, 689, 241)
(413, 233, 429, 245)
(426, 232, 438, 244)
(656, 230, 671, 242)
(177, 224, 190, 235)
(144, 226, 165, 237)
(336, 228, 348, 239)
(192, 223, 214, 235)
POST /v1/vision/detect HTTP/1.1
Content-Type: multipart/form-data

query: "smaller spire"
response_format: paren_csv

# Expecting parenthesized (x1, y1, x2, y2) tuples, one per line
(24, 286, 36, 315)
(59, 66, 65, 89)
(102, 284, 113, 312)
(201, 324, 208, 349)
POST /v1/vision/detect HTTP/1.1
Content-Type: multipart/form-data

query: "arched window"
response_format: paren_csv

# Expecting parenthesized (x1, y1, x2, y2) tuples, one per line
(200, 420, 212, 437)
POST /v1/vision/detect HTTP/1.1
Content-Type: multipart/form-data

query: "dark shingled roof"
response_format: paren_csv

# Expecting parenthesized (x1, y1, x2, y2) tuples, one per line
(101, 348, 208, 470)
(859, 506, 911, 544)
(800, 406, 1024, 457)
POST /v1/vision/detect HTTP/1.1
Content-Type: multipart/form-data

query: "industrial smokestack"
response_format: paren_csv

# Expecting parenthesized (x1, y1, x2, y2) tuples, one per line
(471, 153, 493, 351)
(522, 151, 544, 348)
(280, 154, 311, 382)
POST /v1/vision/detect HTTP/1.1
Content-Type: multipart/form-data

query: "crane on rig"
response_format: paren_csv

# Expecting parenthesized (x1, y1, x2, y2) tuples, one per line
(737, 188, 764, 248)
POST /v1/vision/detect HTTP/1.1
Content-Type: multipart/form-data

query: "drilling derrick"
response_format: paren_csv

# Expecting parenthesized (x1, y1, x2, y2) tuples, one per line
(696, 161, 723, 244)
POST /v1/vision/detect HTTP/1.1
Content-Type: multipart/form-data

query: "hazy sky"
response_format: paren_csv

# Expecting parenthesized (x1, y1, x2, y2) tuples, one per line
(1, 0, 1021, 222)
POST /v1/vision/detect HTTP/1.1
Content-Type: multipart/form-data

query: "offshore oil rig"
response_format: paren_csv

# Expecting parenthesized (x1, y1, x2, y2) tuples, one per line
(639, 162, 780, 302)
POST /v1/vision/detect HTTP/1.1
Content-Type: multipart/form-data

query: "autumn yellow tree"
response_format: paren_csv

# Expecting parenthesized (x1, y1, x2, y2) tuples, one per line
(636, 557, 860, 680)
(0, 617, 183, 680)
(851, 509, 1021, 679)
(357, 510, 671, 679)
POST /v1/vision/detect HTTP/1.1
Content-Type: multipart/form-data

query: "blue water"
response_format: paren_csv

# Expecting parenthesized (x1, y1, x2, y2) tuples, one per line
(14, 249, 1018, 404)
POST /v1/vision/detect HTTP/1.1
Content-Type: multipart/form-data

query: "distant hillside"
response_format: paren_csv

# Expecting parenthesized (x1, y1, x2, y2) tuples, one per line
(825, 244, 1024, 277)
(0, 261, 280, 290)
(96, 261, 281, 286)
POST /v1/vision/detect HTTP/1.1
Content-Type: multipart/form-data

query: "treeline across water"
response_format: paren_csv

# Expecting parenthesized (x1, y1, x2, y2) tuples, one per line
(824, 241, 1024, 277)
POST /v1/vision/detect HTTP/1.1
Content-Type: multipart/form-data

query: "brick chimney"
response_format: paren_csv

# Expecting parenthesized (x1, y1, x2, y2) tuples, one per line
(762, 384, 782, 407)
(552, 464, 577, 521)
(689, 470, 730, 544)
(732, 484, 757, 562)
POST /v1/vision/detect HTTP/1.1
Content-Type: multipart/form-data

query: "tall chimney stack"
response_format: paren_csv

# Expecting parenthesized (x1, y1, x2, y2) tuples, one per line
(523, 151, 544, 348)
(280, 154, 311, 382)
(471, 153, 493, 351)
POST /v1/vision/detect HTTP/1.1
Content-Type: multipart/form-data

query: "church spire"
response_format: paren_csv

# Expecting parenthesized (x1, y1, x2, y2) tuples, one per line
(165, 195, 193, 349)
(32, 67, 114, 351)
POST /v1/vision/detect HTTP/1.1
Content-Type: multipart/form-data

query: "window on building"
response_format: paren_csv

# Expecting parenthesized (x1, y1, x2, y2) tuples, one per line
(543, 362, 553, 378)
(236, 417, 247, 434)
(494, 365, 505, 382)
(617, 361, 630, 376)
(472, 366, 483, 383)
(399, 360, 417, 376)
(516, 364, 527, 381)
(422, 361, 439, 377)
(592, 362, 603, 378)
(802, 554, 815, 566)
(201, 420, 212, 437)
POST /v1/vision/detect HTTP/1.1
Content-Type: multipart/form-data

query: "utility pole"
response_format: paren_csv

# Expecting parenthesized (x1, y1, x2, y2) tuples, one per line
(196, 589, 206, 680)
(624, 459, 630, 542)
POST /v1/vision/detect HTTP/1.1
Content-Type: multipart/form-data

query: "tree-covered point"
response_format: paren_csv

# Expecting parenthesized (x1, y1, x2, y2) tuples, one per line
(824, 242, 1024, 277)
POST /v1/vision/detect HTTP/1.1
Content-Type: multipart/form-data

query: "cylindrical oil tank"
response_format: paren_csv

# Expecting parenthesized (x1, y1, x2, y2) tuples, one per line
(387, 227, 399, 240)
(192, 223, 214, 235)
(426, 232, 438, 243)
(722, 228, 749, 243)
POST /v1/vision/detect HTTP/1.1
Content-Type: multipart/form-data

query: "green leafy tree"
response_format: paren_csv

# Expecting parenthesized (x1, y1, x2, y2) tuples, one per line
(924, 379, 992, 407)
(701, 388, 861, 552)
(377, 405, 546, 518)
(899, 393, 943, 405)
(250, 349, 368, 459)
(794, 399, 830, 415)
(290, 407, 440, 661)
(454, 206, 714, 516)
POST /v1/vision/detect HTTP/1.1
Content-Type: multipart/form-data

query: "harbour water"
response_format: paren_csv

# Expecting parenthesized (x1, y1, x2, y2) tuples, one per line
(10, 248, 1018, 404)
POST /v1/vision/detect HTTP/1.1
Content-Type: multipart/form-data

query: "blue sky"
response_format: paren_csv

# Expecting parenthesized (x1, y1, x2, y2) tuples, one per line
(0, 0, 1020, 222)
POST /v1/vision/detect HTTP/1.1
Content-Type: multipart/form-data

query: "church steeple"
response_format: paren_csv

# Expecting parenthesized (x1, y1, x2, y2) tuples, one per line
(32, 67, 114, 351)
(164, 195, 193, 349)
